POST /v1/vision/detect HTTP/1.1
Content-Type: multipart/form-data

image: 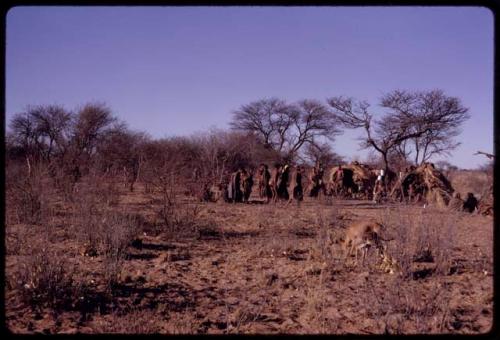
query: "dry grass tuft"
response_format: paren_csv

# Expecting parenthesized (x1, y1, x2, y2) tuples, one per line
(12, 246, 81, 312)
(379, 207, 455, 278)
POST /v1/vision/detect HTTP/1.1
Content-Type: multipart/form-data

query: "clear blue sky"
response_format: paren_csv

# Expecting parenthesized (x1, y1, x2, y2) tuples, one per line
(6, 6, 493, 169)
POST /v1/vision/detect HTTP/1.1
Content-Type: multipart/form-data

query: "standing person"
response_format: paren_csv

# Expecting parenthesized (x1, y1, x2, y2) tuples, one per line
(308, 166, 318, 197)
(269, 163, 282, 203)
(257, 163, 272, 202)
(315, 160, 324, 176)
(278, 164, 290, 200)
(407, 182, 416, 203)
(335, 165, 344, 196)
(309, 161, 325, 197)
(379, 168, 385, 182)
(227, 175, 234, 202)
(396, 167, 406, 202)
(288, 165, 304, 204)
(229, 169, 243, 203)
(463, 192, 479, 213)
(240, 168, 253, 203)
(379, 168, 387, 196)
(317, 162, 325, 187)
(373, 169, 384, 203)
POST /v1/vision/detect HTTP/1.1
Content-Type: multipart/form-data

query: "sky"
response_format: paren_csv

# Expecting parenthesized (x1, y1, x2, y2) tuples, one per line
(6, 6, 494, 169)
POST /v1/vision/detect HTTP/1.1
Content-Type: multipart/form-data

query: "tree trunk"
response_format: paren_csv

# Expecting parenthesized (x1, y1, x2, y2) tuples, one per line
(382, 152, 390, 191)
(26, 156, 32, 178)
(414, 140, 420, 166)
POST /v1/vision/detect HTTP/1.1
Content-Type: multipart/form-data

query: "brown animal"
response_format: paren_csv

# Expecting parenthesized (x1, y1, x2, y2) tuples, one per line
(341, 220, 388, 265)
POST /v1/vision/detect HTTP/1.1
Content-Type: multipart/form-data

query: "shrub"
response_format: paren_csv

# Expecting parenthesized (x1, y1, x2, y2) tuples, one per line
(379, 207, 455, 279)
(72, 184, 103, 256)
(71, 177, 142, 289)
(6, 163, 52, 226)
(13, 246, 80, 312)
(72, 173, 129, 256)
(365, 275, 451, 333)
(101, 212, 142, 289)
(152, 179, 208, 239)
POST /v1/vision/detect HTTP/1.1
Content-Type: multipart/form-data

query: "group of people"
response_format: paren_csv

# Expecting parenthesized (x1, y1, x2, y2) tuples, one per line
(223, 161, 430, 205)
(225, 161, 380, 204)
(329, 163, 387, 202)
(219, 161, 484, 214)
(449, 191, 480, 213)
(225, 162, 315, 204)
(226, 167, 253, 203)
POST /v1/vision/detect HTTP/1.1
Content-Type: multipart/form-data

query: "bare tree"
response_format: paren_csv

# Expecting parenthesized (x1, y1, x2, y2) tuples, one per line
(381, 89, 469, 165)
(474, 151, 494, 179)
(96, 126, 150, 192)
(328, 89, 469, 177)
(285, 100, 342, 160)
(230, 98, 293, 152)
(191, 129, 259, 183)
(303, 142, 345, 167)
(30, 105, 72, 162)
(139, 136, 201, 194)
(328, 97, 414, 172)
(231, 98, 341, 162)
(474, 151, 494, 160)
(9, 105, 73, 175)
(135, 138, 192, 225)
(65, 102, 118, 180)
(9, 111, 40, 176)
(71, 102, 117, 158)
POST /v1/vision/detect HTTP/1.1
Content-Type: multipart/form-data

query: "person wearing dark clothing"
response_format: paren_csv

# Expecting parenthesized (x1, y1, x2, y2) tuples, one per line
(463, 192, 478, 213)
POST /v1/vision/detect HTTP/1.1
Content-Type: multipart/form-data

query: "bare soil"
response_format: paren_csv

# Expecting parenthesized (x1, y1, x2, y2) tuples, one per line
(5, 185, 493, 334)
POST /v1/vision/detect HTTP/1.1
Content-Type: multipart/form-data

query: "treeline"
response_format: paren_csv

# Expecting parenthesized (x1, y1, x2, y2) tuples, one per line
(230, 89, 469, 174)
(5, 89, 470, 205)
(5, 105, 261, 207)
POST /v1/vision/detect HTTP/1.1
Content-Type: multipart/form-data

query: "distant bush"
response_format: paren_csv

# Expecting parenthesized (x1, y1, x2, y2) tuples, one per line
(448, 170, 490, 199)
(6, 163, 52, 226)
